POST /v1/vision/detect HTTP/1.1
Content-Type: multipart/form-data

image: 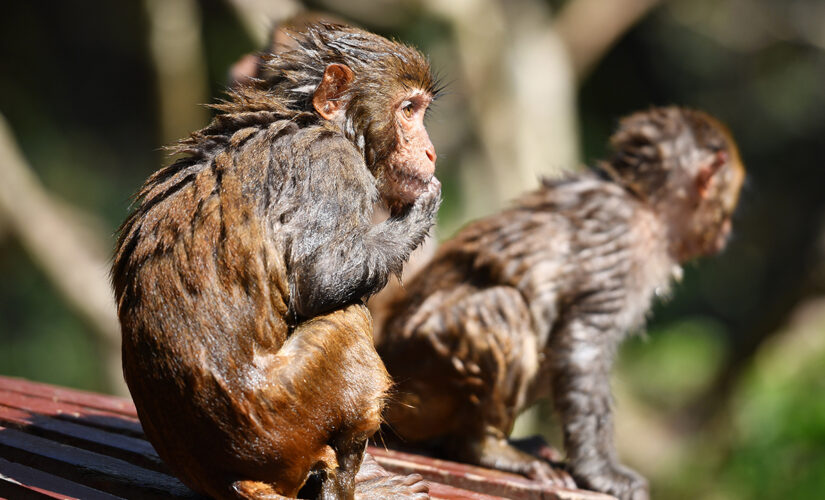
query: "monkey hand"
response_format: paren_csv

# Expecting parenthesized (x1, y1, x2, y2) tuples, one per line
(387, 176, 441, 249)
(575, 462, 649, 500)
(409, 176, 442, 226)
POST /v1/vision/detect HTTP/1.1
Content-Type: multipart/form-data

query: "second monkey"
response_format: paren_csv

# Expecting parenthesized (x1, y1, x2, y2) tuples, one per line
(376, 107, 745, 500)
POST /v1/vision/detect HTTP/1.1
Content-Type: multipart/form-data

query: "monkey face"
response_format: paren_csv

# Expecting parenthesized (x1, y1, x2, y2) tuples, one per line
(379, 90, 437, 213)
(678, 139, 746, 260)
(284, 23, 440, 215)
(696, 147, 745, 256)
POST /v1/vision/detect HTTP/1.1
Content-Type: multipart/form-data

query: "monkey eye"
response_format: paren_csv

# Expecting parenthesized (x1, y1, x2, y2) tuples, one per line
(401, 101, 415, 119)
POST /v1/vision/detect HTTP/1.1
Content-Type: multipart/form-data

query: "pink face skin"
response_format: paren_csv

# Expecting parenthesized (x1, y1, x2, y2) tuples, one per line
(383, 91, 438, 211)
(312, 64, 438, 213)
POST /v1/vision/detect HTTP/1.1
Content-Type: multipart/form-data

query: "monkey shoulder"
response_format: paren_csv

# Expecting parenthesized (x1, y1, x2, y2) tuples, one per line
(263, 123, 376, 201)
(305, 127, 376, 194)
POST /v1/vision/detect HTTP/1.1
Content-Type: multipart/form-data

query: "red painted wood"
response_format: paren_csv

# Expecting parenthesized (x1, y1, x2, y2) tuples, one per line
(0, 425, 197, 499)
(0, 389, 143, 437)
(0, 376, 609, 499)
(369, 448, 605, 500)
(0, 376, 136, 417)
(427, 482, 508, 500)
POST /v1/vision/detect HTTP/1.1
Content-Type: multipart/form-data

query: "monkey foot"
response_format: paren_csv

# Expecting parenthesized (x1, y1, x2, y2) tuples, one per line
(474, 433, 576, 489)
(354, 472, 429, 499)
(355, 452, 392, 482)
(231, 479, 291, 499)
(573, 462, 649, 500)
(354, 453, 429, 499)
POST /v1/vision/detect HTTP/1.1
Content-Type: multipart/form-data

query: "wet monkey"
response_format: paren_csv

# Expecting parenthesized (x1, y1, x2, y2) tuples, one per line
(113, 24, 441, 499)
(377, 107, 745, 500)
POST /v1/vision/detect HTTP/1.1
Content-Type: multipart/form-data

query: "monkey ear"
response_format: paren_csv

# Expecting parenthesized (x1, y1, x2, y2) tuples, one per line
(313, 63, 355, 121)
(696, 150, 728, 199)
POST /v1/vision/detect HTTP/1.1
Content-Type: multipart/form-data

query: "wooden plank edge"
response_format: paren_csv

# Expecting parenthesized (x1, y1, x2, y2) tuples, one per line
(0, 456, 121, 500)
(0, 376, 136, 417)
(0, 403, 163, 473)
(0, 426, 197, 499)
(370, 448, 614, 500)
(0, 389, 143, 437)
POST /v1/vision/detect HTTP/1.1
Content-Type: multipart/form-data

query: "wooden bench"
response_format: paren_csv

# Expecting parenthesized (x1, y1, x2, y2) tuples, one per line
(0, 375, 609, 499)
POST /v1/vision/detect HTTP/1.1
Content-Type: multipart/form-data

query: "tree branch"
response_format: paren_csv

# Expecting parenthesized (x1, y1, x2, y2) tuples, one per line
(0, 113, 126, 395)
(145, 0, 210, 147)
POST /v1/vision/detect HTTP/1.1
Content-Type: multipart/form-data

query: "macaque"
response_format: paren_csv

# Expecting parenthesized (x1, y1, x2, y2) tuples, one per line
(112, 24, 441, 499)
(377, 107, 745, 500)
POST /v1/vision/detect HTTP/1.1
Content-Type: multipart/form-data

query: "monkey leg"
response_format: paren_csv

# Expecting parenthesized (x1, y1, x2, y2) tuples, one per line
(549, 319, 649, 500)
(386, 287, 566, 484)
(174, 303, 389, 500)
(268, 303, 430, 500)
(280, 303, 393, 499)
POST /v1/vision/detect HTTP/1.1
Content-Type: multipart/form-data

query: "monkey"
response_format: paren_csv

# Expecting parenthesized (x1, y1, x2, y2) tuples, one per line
(112, 24, 441, 500)
(375, 107, 745, 500)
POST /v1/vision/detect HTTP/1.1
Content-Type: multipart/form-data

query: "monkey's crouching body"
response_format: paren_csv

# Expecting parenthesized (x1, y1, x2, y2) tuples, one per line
(377, 107, 745, 500)
(114, 24, 440, 499)
(126, 304, 386, 498)
(115, 123, 387, 498)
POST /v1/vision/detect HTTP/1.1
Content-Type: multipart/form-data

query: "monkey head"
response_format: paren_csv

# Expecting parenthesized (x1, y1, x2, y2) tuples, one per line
(249, 23, 440, 215)
(604, 106, 745, 262)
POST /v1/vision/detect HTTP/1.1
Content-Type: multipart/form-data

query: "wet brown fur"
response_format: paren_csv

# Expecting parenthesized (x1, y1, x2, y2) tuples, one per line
(376, 107, 745, 500)
(113, 24, 439, 499)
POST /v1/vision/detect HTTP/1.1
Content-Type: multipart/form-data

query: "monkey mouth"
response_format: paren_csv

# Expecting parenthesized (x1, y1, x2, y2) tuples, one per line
(712, 218, 732, 252)
(391, 167, 434, 197)
(402, 169, 434, 190)
(383, 167, 435, 215)
(702, 217, 732, 256)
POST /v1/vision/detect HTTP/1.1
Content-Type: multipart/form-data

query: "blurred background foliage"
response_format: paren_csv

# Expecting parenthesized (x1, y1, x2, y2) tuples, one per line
(0, 0, 823, 498)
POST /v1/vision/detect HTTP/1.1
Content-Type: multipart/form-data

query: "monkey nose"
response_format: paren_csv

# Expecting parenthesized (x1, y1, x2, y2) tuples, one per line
(425, 146, 437, 164)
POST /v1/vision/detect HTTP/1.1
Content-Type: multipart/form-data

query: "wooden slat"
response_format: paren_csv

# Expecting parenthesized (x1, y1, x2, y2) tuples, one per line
(0, 456, 121, 500)
(370, 447, 610, 500)
(0, 426, 199, 499)
(0, 403, 163, 472)
(0, 376, 136, 417)
(427, 482, 508, 500)
(0, 388, 143, 437)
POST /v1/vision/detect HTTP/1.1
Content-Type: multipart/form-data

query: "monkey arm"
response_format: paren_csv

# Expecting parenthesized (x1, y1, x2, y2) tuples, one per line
(286, 135, 441, 319)
(548, 316, 648, 499)
(290, 191, 439, 318)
